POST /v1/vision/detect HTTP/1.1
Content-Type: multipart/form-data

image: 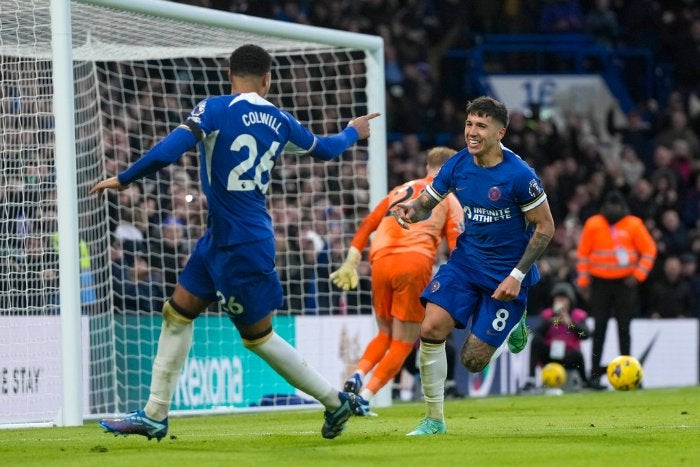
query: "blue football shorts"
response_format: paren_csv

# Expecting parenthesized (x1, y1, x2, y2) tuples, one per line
(179, 230, 284, 325)
(420, 260, 529, 348)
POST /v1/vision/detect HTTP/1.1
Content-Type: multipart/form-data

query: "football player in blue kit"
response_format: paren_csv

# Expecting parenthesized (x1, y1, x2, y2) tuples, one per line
(392, 96, 555, 435)
(91, 44, 380, 440)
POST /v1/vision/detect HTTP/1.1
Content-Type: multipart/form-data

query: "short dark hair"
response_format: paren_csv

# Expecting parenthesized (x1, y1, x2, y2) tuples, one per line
(465, 96, 509, 127)
(229, 44, 272, 77)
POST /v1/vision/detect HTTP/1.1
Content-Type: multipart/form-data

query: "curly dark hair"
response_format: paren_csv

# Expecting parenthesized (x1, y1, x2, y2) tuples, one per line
(229, 44, 272, 77)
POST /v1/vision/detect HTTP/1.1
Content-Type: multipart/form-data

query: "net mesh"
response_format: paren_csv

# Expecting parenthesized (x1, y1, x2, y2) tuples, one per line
(1, 0, 377, 424)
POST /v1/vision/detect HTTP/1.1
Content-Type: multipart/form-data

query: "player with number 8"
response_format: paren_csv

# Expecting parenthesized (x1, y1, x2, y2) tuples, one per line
(392, 96, 555, 436)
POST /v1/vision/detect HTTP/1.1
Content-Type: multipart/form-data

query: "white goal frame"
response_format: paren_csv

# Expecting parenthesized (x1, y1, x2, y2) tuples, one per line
(48, 0, 386, 427)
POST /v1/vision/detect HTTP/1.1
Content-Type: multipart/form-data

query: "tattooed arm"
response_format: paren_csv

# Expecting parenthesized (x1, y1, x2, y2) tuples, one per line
(492, 199, 555, 301)
(391, 189, 440, 229)
(515, 212, 555, 277)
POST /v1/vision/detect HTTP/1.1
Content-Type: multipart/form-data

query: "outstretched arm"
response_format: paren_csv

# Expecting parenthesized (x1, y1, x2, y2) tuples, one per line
(89, 176, 126, 197)
(90, 126, 197, 197)
(347, 112, 381, 139)
(311, 112, 381, 160)
(330, 195, 389, 291)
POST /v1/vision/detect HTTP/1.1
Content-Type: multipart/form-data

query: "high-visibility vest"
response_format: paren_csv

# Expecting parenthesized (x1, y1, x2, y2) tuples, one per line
(51, 234, 91, 269)
(52, 234, 97, 303)
(576, 214, 657, 287)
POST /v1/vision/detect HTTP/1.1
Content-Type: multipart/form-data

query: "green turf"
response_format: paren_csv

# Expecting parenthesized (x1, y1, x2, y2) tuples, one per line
(1, 386, 699, 466)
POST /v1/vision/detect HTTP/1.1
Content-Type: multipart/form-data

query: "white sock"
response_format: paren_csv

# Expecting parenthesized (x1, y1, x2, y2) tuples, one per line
(247, 332, 339, 409)
(359, 388, 374, 401)
(418, 340, 447, 421)
(144, 315, 193, 421)
(489, 342, 506, 366)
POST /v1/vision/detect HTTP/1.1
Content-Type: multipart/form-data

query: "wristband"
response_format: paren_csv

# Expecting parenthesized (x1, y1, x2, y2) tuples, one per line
(509, 267, 525, 283)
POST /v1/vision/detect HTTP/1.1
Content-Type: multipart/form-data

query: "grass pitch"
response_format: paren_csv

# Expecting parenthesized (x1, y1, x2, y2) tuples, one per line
(1, 386, 699, 467)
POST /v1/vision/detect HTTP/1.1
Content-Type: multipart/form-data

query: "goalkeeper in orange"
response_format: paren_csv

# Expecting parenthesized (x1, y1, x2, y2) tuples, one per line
(331, 146, 464, 411)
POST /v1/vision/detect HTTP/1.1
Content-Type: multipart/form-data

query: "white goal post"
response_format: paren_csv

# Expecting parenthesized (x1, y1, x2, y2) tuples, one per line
(0, 0, 385, 427)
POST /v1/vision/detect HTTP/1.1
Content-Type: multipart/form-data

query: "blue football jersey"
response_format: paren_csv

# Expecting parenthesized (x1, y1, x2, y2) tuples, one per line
(186, 93, 319, 247)
(426, 145, 546, 286)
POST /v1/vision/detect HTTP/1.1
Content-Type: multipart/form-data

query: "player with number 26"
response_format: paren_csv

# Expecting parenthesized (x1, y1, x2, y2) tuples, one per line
(91, 44, 380, 441)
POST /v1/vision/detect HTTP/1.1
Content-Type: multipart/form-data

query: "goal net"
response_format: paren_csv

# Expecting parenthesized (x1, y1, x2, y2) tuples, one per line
(0, 0, 385, 426)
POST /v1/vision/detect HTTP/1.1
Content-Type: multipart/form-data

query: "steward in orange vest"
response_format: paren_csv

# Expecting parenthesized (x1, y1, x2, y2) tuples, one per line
(576, 193, 657, 287)
(575, 190, 657, 389)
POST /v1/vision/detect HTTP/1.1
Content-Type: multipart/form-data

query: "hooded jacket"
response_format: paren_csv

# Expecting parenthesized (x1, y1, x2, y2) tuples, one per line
(576, 212, 657, 287)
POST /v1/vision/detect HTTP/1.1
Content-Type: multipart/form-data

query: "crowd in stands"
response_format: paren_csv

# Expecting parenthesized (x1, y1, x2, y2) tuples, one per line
(168, 0, 700, 319)
(95, 53, 375, 315)
(3, 0, 700, 321)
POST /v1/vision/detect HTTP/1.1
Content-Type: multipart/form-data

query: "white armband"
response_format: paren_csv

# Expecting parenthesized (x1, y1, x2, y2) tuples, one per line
(509, 267, 526, 283)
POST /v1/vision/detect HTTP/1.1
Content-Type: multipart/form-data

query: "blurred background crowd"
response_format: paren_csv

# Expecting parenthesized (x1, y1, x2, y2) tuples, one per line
(169, 0, 700, 319)
(3, 0, 700, 321)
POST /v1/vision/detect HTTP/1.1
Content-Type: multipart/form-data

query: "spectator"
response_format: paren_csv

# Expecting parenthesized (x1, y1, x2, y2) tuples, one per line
(111, 239, 161, 313)
(538, 0, 585, 34)
(8, 234, 59, 312)
(618, 145, 646, 189)
(429, 97, 467, 148)
(576, 135, 605, 180)
(576, 189, 657, 389)
(628, 177, 658, 220)
(275, 224, 305, 314)
(527, 256, 560, 316)
(122, 249, 166, 314)
(606, 104, 658, 174)
(679, 252, 700, 318)
(501, 110, 537, 161)
(656, 208, 690, 256)
(617, 0, 665, 53)
(383, 43, 404, 87)
(656, 109, 700, 158)
(670, 139, 694, 188)
(680, 171, 700, 229)
(300, 228, 339, 315)
(672, 18, 700, 99)
(646, 255, 695, 318)
(585, 0, 620, 47)
(112, 183, 147, 242)
(150, 216, 189, 298)
(523, 281, 591, 390)
(650, 166, 680, 213)
(110, 239, 128, 312)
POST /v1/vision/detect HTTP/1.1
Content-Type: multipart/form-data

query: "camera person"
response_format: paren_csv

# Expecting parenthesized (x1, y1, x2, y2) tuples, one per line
(523, 282, 591, 391)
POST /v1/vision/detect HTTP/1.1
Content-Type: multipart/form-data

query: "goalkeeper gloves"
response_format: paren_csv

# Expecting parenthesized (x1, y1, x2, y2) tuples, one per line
(330, 246, 361, 291)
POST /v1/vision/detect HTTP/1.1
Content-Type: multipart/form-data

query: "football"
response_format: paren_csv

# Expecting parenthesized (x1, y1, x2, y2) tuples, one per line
(541, 362, 567, 388)
(606, 355, 643, 391)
